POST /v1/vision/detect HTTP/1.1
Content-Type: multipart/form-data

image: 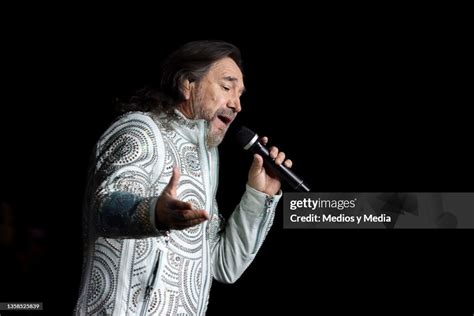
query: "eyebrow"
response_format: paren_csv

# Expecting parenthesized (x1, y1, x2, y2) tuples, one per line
(222, 76, 246, 94)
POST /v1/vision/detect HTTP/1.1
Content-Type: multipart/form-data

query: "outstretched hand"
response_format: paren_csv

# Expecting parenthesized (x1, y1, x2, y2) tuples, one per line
(247, 136, 293, 196)
(155, 166, 209, 230)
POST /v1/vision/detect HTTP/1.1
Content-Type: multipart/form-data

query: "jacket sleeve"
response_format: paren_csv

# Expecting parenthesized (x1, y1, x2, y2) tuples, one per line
(89, 113, 165, 239)
(211, 184, 281, 284)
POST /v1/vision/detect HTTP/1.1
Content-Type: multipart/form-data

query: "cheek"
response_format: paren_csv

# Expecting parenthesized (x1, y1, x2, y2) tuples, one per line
(206, 94, 224, 111)
(199, 88, 226, 115)
(210, 92, 223, 104)
(215, 94, 231, 109)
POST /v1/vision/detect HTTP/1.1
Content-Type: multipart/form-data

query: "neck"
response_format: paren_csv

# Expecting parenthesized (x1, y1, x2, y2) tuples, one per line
(178, 102, 195, 119)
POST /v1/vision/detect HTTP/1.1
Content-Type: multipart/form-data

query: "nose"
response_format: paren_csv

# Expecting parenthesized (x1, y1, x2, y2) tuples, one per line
(227, 95, 241, 113)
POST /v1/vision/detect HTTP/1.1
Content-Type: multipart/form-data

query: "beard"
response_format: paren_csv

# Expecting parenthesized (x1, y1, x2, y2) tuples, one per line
(192, 91, 233, 148)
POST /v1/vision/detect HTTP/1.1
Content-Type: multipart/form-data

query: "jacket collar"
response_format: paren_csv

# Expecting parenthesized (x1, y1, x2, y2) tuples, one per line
(159, 109, 207, 145)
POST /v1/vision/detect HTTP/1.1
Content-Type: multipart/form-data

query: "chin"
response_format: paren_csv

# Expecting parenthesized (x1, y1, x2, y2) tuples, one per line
(207, 127, 226, 148)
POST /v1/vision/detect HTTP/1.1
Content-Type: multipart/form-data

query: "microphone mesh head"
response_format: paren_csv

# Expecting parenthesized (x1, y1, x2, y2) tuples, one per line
(235, 126, 256, 149)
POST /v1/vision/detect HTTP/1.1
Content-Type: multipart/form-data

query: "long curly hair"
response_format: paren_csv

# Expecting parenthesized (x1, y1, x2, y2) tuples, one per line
(118, 40, 243, 114)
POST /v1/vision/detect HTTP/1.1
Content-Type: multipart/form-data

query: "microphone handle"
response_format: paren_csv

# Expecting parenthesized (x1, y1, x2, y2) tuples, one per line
(253, 142, 310, 192)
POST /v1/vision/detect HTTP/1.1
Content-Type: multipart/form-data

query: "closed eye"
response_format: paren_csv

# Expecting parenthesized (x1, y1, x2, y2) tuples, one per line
(222, 85, 230, 91)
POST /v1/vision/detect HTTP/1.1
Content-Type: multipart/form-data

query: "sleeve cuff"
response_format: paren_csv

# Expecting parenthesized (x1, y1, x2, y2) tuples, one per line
(241, 184, 282, 216)
(149, 197, 158, 230)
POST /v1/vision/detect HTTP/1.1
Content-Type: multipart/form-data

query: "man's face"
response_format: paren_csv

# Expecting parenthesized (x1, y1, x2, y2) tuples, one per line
(191, 57, 245, 147)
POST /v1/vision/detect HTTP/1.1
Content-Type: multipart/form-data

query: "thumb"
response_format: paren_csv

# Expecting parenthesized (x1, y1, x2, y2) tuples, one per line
(164, 166, 180, 196)
(248, 154, 264, 178)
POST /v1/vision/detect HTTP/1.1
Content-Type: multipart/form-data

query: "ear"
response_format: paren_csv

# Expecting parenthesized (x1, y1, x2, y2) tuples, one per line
(182, 79, 195, 100)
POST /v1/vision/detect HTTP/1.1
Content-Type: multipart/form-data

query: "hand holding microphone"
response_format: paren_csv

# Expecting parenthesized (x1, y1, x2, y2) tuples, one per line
(236, 126, 310, 193)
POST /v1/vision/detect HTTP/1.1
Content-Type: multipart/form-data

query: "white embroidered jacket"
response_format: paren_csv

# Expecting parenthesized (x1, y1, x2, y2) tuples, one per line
(75, 111, 280, 315)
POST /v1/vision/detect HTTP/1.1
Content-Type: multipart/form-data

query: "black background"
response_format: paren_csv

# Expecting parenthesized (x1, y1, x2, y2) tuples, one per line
(1, 6, 472, 315)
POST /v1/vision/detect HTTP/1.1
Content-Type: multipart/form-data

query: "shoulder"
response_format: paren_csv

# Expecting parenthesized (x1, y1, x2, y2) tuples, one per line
(108, 111, 157, 132)
(94, 111, 165, 165)
(98, 112, 161, 145)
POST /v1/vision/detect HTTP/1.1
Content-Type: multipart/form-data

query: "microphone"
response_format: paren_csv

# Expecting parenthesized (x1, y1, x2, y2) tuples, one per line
(235, 126, 310, 192)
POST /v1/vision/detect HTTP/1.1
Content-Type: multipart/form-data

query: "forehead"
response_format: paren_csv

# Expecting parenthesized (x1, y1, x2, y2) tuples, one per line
(207, 57, 244, 83)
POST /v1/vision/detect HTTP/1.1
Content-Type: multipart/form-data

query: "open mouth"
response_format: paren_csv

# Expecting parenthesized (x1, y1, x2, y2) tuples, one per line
(217, 115, 232, 125)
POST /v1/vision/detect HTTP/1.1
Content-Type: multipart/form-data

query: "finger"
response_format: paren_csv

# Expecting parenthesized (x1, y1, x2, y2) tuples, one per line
(283, 159, 293, 168)
(269, 146, 279, 160)
(172, 217, 208, 230)
(164, 166, 180, 196)
(180, 209, 209, 221)
(169, 208, 208, 221)
(186, 217, 208, 226)
(274, 151, 286, 165)
(171, 216, 209, 229)
(184, 210, 209, 221)
(248, 154, 264, 177)
(260, 136, 269, 145)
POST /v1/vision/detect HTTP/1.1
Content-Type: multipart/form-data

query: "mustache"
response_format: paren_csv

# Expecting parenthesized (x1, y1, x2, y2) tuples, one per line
(214, 108, 235, 120)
